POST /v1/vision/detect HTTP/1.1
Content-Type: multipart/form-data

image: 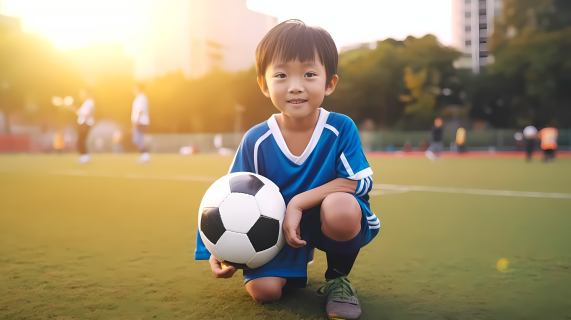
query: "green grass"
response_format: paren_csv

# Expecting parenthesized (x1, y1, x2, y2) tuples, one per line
(1, 154, 571, 319)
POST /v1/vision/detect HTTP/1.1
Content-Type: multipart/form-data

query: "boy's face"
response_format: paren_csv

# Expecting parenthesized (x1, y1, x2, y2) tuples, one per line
(258, 53, 338, 119)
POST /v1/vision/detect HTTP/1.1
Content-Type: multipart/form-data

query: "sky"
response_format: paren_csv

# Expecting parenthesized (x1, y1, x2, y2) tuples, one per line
(0, 0, 453, 54)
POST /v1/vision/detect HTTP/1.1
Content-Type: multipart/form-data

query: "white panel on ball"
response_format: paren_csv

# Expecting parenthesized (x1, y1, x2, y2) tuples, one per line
(199, 176, 231, 210)
(216, 231, 256, 264)
(200, 230, 224, 262)
(254, 186, 286, 220)
(219, 193, 260, 233)
(246, 245, 280, 269)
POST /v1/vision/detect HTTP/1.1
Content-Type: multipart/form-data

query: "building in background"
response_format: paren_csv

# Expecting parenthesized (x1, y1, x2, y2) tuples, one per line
(452, 0, 502, 73)
(135, 0, 277, 79)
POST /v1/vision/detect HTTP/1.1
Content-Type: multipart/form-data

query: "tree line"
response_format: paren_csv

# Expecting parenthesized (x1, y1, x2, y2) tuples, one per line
(1, 0, 569, 133)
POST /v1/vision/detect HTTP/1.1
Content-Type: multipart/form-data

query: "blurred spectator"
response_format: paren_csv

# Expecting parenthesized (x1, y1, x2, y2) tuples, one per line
(523, 126, 538, 162)
(132, 83, 150, 163)
(425, 117, 443, 161)
(538, 127, 558, 163)
(514, 132, 524, 151)
(76, 89, 95, 163)
(456, 127, 466, 153)
(112, 130, 123, 153)
(403, 141, 412, 152)
(53, 131, 65, 152)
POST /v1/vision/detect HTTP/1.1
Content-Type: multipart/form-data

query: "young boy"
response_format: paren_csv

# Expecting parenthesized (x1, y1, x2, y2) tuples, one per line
(194, 20, 377, 320)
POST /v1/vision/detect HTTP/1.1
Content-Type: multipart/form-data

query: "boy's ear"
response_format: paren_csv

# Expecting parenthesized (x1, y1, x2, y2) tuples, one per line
(325, 75, 339, 96)
(257, 76, 270, 98)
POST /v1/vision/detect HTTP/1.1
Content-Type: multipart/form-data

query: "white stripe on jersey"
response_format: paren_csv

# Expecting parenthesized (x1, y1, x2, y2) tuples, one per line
(355, 178, 364, 195)
(254, 130, 271, 174)
(324, 124, 339, 136)
(340, 153, 355, 177)
(358, 177, 369, 197)
(349, 167, 373, 180)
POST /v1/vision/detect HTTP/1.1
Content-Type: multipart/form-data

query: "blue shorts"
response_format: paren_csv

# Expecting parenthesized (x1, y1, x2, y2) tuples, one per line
(243, 194, 378, 288)
(303, 196, 377, 251)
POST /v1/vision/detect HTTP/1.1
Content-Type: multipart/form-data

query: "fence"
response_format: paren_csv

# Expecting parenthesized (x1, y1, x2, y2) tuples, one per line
(1, 129, 570, 153)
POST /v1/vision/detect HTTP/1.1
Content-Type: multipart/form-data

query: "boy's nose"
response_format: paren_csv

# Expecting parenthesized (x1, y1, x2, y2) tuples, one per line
(288, 82, 304, 93)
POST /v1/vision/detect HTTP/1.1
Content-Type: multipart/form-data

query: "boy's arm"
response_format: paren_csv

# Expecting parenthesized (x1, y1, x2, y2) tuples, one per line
(283, 178, 358, 248)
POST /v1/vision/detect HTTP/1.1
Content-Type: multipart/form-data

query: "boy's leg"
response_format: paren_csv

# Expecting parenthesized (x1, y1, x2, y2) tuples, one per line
(318, 192, 363, 320)
(320, 192, 362, 280)
(245, 277, 286, 304)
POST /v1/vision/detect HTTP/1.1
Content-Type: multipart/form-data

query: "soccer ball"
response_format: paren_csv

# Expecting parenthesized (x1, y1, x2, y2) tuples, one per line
(198, 172, 286, 269)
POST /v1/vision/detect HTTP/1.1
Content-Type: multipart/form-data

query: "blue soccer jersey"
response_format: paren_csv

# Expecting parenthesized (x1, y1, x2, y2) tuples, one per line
(194, 109, 379, 282)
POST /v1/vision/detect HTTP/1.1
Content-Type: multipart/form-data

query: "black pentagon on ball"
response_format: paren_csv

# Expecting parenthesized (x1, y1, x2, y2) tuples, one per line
(229, 174, 265, 196)
(223, 261, 250, 270)
(247, 216, 279, 252)
(201, 207, 226, 244)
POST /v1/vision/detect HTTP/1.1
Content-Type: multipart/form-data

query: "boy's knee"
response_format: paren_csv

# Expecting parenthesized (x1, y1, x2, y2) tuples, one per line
(321, 192, 361, 239)
(246, 277, 285, 303)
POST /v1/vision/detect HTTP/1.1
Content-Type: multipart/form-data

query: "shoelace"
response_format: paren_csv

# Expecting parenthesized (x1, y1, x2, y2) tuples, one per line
(316, 276, 358, 300)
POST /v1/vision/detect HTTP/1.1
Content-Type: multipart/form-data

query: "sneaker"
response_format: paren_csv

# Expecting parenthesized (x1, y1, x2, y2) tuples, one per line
(78, 154, 90, 163)
(138, 152, 150, 163)
(317, 276, 361, 320)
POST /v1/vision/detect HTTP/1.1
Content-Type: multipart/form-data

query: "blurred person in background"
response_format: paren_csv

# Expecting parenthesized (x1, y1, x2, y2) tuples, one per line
(538, 127, 558, 162)
(53, 131, 65, 153)
(523, 125, 538, 161)
(456, 127, 466, 153)
(425, 117, 443, 161)
(75, 88, 95, 163)
(112, 129, 123, 153)
(132, 83, 150, 163)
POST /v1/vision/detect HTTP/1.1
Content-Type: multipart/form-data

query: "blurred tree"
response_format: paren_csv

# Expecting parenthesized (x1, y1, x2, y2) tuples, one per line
(473, 0, 571, 128)
(324, 35, 461, 130)
(0, 23, 82, 131)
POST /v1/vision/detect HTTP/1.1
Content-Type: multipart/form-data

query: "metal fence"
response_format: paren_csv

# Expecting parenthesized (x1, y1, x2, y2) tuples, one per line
(142, 129, 571, 153)
(1, 129, 570, 153)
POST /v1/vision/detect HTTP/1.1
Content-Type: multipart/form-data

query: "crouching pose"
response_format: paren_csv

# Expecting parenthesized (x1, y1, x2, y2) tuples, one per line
(194, 20, 378, 320)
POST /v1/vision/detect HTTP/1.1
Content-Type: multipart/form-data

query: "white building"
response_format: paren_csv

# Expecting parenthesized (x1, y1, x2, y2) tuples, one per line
(135, 0, 277, 79)
(452, 0, 503, 73)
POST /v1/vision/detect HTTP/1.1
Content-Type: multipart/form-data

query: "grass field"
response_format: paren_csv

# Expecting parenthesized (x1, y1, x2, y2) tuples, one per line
(1, 154, 571, 320)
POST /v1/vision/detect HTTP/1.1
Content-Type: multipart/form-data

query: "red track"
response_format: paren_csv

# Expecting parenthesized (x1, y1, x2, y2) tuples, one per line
(365, 151, 571, 159)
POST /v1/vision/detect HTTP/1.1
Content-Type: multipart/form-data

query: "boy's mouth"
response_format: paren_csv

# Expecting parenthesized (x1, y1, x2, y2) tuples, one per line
(287, 99, 307, 105)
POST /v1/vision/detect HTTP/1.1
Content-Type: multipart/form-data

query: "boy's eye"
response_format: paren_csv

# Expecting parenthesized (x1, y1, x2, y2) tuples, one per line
(304, 72, 316, 78)
(275, 74, 287, 79)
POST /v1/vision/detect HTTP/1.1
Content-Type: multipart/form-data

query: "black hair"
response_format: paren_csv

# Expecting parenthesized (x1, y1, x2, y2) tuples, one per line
(255, 19, 338, 86)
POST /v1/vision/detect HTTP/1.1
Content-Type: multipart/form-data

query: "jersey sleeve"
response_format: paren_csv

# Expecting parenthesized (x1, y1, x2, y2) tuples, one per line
(194, 132, 257, 260)
(335, 118, 374, 197)
(194, 229, 211, 260)
(228, 133, 256, 174)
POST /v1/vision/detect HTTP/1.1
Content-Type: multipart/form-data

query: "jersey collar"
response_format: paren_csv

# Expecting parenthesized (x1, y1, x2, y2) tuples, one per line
(267, 108, 330, 166)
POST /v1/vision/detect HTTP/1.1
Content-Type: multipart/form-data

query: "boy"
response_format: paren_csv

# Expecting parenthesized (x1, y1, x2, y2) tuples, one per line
(194, 20, 377, 320)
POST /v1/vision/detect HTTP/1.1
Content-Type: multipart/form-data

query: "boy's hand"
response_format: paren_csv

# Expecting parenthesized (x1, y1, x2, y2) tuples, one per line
(209, 255, 237, 279)
(283, 198, 306, 248)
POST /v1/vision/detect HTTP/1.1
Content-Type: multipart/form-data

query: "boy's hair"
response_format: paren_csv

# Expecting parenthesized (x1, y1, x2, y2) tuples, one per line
(255, 19, 338, 86)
